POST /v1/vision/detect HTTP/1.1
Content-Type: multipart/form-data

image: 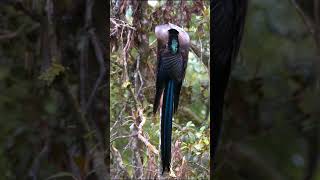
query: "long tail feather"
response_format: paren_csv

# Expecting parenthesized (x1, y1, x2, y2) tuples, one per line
(161, 80, 174, 173)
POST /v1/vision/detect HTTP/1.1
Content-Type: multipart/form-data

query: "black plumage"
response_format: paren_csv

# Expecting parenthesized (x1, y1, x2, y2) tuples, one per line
(211, 0, 248, 174)
(153, 23, 190, 174)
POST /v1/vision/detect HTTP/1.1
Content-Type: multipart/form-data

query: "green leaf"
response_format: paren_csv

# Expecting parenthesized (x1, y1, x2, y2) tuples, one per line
(194, 144, 203, 150)
(203, 138, 209, 145)
(122, 81, 131, 88)
(130, 48, 138, 58)
(38, 61, 65, 85)
(188, 132, 195, 142)
(195, 132, 202, 138)
(186, 121, 195, 128)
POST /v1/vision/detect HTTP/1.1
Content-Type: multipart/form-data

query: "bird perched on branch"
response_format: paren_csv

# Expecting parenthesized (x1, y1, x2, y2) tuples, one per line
(212, 0, 248, 174)
(153, 23, 190, 174)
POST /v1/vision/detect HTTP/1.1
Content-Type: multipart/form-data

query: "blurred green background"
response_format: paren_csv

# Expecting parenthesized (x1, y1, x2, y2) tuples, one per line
(216, 0, 320, 180)
(0, 0, 108, 179)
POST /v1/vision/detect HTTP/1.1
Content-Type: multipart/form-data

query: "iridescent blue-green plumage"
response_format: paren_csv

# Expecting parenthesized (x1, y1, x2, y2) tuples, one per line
(153, 27, 189, 174)
(170, 39, 178, 54)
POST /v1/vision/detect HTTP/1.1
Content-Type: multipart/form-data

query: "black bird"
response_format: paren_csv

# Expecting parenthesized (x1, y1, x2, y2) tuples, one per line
(211, 0, 248, 174)
(153, 23, 190, 174)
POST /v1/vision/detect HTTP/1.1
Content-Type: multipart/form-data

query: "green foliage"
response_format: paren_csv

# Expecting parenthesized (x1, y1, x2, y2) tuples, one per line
(38, 61, 65, 86)
(0, 1, 107, 179)
(175, 121, 209, 178)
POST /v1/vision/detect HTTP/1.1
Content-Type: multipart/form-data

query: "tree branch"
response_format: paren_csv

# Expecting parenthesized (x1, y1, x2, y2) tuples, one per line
(111, 145, 130, 179)
(190, 43, 209, 69)
(84, 29, 106, 113)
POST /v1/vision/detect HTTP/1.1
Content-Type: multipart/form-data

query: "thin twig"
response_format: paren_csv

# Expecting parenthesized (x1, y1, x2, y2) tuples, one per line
(122, 29, 132, 82)
(110, 134, 133, 143)
(190, 43, 209, 70)
(290, 0, 316, 40)
(111, 104, 127, 132)
(0, 24, 28, 40)
(84, 29, 106, 112)
(79, 31, 89, 110)
(137, 56, 144, 98)
(110, 17, 136, 30)
(124, 163, 159, 173)
(138, 133, 159, 155)
(28, 141, 50, 180)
